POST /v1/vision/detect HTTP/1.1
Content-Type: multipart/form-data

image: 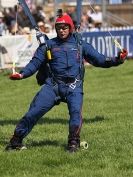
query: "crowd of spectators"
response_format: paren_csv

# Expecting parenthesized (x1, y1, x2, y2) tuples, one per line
(1, 0, 133, 36)
(0, 3, 55, 36)
(66, 5, 103, 32)
(0, 3, 103, 36)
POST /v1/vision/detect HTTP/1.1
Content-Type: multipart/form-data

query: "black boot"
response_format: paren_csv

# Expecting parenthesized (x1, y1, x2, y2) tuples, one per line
(5, 135, 27, 151)
(67, 137, 80, 153)
(67, 125, 80, 153)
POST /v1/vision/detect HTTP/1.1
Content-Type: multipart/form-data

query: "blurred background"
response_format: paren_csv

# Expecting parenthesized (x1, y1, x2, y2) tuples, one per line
(0, 0, 133, 69)
(0, 0, 133, 35)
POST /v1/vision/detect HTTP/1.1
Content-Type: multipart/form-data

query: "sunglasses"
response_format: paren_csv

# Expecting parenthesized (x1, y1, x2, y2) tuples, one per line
(56, 25, 69, 30)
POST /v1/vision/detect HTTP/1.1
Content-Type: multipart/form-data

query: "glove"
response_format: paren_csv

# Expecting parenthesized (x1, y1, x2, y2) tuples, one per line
(118, 49, 128, 61)
(9, 72, 23, 80)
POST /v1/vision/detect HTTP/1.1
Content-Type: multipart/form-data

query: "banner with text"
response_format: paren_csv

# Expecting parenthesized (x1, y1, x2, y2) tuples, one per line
(82, 29, 133, 58)
(0, 29, 133, 69)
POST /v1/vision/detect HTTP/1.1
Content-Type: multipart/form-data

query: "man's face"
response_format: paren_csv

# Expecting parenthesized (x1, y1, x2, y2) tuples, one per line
(56, 24, 70, 39)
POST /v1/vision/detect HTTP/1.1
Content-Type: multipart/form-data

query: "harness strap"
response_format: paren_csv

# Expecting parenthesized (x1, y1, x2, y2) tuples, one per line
(53, 83, 61, 105)
(74, 32, 84, 80)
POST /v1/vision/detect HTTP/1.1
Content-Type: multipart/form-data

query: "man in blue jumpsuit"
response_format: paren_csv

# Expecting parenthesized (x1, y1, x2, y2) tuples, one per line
(5, 14, 128, 152)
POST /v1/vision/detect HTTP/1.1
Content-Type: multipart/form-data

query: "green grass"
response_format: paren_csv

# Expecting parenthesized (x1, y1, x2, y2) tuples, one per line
(0, 60, 133, 177)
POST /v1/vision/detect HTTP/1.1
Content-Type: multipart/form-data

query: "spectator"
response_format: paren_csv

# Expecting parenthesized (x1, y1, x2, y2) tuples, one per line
(3, 8, 17, 33)
(17, 5, 32, 29)
(37, 21, 45, 33)
(10, 21, 22, 35)
(32, 6, 46, 24)
(80, 12, 90, 32)
(89, 5, 103, 30)
(22, 26, 31, 35)
(38, 21, 52, 34)
(44, 23, 52, 33)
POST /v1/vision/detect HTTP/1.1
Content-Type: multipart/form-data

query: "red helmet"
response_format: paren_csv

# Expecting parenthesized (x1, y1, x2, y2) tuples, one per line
(55, 14, 74, 33)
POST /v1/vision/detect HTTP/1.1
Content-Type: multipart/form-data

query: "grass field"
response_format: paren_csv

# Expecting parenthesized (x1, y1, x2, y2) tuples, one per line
(0, 60, 133, 177)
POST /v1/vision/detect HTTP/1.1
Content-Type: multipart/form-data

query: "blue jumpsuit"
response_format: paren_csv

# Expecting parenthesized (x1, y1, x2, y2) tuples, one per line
(14, 34, 122, 140)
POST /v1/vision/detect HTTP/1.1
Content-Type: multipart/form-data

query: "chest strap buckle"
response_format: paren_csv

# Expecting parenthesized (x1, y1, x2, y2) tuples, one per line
(69, 78, 80, 89)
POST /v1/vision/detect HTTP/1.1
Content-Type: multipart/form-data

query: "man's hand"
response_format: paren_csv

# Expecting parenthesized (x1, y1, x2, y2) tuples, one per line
(118, 49, 128, 61)
(9, 72, 23, 80)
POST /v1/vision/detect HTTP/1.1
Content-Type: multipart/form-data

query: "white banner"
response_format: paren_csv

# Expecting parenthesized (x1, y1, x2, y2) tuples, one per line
(0, 33, 55, 69)
(0, 34, 38, 69)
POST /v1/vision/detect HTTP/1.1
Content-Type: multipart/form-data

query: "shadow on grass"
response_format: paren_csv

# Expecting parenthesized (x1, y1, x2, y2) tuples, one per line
(1, 116, 105, 148)
(29, 139, 60, 148)
(0, 116, 105, 126)
(29, 140, 67, 150)
(28, 139, 68, 149)
(0, 139, 62, 149)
